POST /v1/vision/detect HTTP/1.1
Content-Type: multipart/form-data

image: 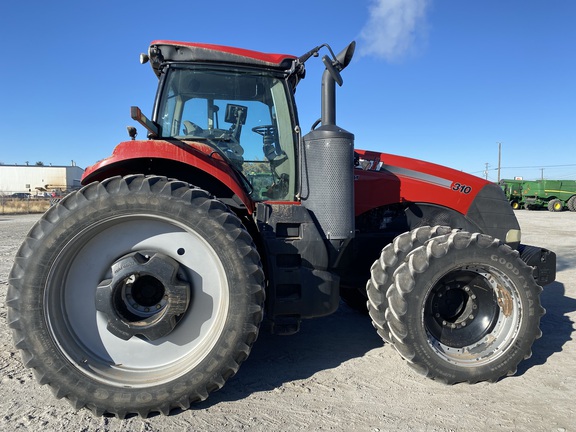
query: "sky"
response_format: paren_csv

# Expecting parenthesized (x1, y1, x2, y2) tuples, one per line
(1, 0, 574, 182)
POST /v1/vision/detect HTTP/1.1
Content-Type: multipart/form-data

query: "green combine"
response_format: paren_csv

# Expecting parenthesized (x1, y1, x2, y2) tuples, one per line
(499, 179, 525, 209)
(522, 179, 576, 211)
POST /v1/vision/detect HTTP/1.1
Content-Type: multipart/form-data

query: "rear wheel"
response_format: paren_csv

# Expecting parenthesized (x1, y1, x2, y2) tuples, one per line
(7, 175, 265, 417)
(367, 226, 453, 343)
(386, 231, 544, 383)
(567, 196, 576, 211)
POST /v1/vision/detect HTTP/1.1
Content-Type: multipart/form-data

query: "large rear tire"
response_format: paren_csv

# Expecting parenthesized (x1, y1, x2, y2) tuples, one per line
(7, 175, 265, 417)
(367, 226, 453, 343)
(567, 196, 576, 211)
(386, 231, 544, 383)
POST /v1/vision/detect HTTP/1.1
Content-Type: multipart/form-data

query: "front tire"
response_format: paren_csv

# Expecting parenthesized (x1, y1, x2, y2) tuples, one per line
(548, 198, 563, 212)
(367, 226, 453, 343)
(386, 231, 544, 384)
(7, 175, 265, 417)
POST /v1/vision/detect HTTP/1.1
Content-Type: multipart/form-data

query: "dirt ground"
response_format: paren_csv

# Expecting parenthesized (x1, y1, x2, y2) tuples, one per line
(0, 211, 574, 431)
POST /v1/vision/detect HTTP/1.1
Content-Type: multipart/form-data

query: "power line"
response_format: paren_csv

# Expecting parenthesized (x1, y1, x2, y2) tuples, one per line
(471, 163, 576, 174)
(500, 163, 576, 170)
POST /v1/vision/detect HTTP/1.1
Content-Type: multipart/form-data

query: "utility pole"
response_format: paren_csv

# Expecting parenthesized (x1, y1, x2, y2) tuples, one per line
(541, 168, 544, 180)
(497, 142, 501, 182)
(484, 163, 489, 180)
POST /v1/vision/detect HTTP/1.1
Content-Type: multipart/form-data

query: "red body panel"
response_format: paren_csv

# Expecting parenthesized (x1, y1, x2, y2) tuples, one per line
(83, 143, 489, 219)
(82, 140, 254, 212)
(354, 149, 489, 217)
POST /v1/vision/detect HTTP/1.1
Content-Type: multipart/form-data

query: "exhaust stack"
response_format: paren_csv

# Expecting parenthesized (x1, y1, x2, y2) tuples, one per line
(301, 42, 356, 244)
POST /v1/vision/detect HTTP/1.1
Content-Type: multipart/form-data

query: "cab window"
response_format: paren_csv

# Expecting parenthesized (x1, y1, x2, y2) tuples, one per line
(157, 66, 296, 201)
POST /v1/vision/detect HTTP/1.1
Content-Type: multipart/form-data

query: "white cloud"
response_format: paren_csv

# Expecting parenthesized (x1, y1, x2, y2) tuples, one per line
(359, 0, 430, 61)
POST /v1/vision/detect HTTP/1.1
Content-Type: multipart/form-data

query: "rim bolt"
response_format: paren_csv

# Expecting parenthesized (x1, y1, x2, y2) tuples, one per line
(469, 314, 474, 320)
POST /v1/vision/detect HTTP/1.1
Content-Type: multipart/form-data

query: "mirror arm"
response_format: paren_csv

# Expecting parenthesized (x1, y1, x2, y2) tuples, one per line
(130, 106, 159, 138)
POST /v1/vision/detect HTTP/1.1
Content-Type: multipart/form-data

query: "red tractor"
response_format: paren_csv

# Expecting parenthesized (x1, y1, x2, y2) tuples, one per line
(7, 40, 555, 417)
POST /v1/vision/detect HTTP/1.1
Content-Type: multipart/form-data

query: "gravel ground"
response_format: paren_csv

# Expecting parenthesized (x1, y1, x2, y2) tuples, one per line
(0, 210, 574, 431)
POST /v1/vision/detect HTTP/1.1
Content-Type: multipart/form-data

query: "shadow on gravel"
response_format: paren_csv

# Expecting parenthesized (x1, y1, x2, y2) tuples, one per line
(195, 280, 576, 406)
(556, 250, 576, 273)
(516, 281, 576, 375)
(195, 303, 383, 408)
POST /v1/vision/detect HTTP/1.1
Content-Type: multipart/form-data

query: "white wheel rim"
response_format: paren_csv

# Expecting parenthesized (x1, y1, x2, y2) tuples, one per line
(45, 215, 229, 387)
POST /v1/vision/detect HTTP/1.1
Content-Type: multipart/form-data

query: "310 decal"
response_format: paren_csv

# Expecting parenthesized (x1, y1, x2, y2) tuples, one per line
(452, 182, 472, 194)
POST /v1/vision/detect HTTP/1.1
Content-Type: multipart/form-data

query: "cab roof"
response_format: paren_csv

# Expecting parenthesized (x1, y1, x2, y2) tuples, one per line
(148, 40, 297, 77)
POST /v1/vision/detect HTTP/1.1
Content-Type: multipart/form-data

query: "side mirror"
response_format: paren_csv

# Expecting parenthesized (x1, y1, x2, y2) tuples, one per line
(336, 41, 356, 71)
(321, 41, 356, 87)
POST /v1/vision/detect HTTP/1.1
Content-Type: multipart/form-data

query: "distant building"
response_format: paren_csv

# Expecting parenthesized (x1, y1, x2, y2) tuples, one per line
(0, 164, 84, 196)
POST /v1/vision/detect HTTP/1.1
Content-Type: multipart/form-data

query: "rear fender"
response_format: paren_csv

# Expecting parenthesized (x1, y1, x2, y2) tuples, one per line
(82, 140, 254, 212)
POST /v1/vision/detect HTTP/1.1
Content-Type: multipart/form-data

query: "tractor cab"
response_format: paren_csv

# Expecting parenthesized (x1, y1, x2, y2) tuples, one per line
(145, 41, 301, 202)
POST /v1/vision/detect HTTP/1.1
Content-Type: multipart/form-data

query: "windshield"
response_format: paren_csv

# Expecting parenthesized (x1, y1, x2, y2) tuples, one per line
(156, 65, 296, 201)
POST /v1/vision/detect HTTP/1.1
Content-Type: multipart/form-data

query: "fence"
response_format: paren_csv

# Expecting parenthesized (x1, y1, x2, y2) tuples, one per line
(0, 194, 52, 214)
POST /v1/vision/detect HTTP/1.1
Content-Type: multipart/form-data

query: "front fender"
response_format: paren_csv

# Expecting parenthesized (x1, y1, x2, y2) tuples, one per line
(82, 139, 254, 212)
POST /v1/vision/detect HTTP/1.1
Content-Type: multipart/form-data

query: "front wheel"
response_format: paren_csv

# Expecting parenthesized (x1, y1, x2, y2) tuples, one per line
(367, 225, 453, 343)
(548, 199, 563, 212)
(7, 175, 265, 417)
(386, 231, 544, 384)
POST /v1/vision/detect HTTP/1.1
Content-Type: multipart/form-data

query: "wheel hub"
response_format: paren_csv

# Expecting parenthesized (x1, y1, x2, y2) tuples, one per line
(425, 269, 500, 348)
(95, 251, 190, 341)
